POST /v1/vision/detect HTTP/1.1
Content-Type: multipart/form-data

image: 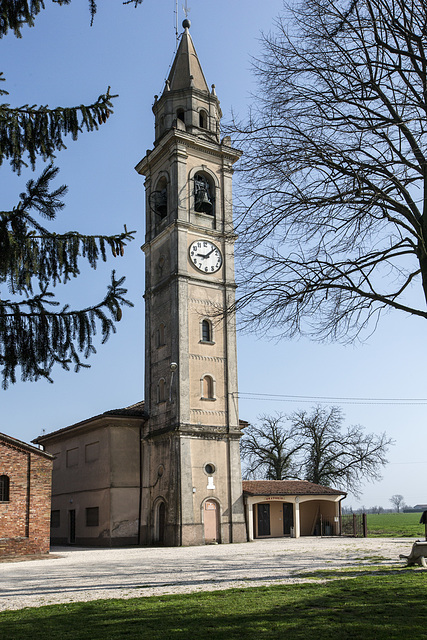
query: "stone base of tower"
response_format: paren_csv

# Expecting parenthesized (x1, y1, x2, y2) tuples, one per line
(180, 521, 247, 546)
(181, 523, 204, 546)
(139, 524, 181, 547)
(140, 522, 247, 547)
(229, 522, 248, 544)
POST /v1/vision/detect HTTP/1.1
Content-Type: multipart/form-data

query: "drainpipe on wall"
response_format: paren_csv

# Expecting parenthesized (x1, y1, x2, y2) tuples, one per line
(137, 425, 143, 545)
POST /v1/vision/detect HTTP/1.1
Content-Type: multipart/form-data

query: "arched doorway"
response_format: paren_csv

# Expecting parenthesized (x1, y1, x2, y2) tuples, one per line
(203, 499, 220, 543)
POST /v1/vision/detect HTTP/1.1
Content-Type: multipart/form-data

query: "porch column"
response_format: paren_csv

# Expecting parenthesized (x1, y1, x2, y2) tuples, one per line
(294, 499, 300, 538)
(247, 499, 254, 541)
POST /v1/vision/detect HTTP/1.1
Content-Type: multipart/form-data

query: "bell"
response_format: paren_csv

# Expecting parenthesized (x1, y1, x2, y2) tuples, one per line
(195, 188, 213, 214)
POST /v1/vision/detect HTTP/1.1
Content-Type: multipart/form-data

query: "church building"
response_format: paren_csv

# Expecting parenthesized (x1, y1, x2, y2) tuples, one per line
(34, 21, 346, 548)
(35, 20, 247, 547)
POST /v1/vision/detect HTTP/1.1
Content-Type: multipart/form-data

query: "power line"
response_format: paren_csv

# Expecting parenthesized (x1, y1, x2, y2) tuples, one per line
(235, 392, 427, 406)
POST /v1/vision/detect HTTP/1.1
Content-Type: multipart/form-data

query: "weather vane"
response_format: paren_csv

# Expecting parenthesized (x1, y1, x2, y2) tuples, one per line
(175, 0, 191, 52)
(183, 1, 190, 18)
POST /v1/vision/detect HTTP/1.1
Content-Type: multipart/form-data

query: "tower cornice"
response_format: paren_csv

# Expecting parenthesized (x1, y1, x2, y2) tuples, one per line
(141, 218, 237, 254)
(135, 129, 242, 177)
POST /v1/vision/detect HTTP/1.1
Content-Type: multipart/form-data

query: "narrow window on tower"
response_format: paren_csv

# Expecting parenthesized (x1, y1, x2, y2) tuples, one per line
(150, 176, 168, 221)
(177, 108, 185, 123)
(200, 319, 213, 343)
(199, 109, 207, 129)
(158, 378, 167, 403)
(201, 375, 215, 400)
(157, 323, 166, 347)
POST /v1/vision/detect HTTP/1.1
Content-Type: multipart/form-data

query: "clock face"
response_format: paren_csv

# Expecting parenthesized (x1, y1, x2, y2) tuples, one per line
(189, 240, 222, 273)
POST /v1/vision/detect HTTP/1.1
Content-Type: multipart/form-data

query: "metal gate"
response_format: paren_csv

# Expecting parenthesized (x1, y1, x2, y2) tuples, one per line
(340, 513, 367, 537)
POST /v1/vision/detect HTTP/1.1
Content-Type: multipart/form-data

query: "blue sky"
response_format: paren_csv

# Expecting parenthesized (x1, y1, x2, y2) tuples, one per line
(1, 0, 426, 510)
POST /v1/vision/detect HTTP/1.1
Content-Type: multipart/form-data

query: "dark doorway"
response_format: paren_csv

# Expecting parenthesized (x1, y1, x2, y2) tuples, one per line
(68, 509, 76, 544)
(158, 501, 165, 544)
(283, 503, 294, 535)
(257, 503, 270, 536)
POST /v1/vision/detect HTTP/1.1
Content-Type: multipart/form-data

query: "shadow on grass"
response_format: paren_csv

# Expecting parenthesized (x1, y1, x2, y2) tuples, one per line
(290, 566, 421, 580)
(2, 574, 427, 640)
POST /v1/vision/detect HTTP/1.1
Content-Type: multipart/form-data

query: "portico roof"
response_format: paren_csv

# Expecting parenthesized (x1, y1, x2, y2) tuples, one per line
(242, 480, 346, 497)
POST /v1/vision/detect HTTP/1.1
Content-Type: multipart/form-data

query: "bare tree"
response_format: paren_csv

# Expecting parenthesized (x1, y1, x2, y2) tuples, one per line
(290, 406, 392, 496)
(240, 413, 304, 480)
(240, 406, 393, 496)
(231, 0, 427, 341)
(390, 494, 405, 512)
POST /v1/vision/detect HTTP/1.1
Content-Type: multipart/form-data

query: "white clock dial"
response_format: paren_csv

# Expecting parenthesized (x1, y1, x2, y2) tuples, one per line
(189, 240, 223, 273)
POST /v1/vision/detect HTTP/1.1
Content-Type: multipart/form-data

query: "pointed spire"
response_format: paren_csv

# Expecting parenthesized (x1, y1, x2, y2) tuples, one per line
(166, 21, 209, 93)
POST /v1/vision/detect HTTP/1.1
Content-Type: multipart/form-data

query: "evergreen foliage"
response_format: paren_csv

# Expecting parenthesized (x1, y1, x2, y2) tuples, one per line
(0, 1, 138, 388)
(0, 0, 144, 37)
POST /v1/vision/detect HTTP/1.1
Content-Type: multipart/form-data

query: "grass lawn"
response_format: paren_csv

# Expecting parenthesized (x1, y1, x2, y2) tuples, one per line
(1, 571, 427, 640)
(367, 512, 425, 537)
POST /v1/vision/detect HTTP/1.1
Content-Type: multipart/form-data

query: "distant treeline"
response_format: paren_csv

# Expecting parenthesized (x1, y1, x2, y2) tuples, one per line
(342, 507, 424, 515)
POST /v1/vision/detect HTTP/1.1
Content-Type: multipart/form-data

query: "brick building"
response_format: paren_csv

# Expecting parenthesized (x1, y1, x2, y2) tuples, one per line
(0, 432, 53, 557)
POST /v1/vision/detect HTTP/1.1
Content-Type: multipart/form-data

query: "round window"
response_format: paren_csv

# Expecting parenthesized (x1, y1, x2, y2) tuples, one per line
(204, 463, 215, 475)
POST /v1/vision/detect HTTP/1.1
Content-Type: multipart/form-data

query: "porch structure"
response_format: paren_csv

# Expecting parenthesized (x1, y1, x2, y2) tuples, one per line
(243, 480, 346, 540)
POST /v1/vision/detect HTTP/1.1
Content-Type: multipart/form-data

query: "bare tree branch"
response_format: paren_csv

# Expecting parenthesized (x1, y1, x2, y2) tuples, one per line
(240, 405, 393, 496)
(229, 0, 427, 341)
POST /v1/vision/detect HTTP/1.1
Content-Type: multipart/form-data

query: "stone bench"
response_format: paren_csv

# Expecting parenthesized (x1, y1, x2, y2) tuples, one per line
(399, 541, 427, 567)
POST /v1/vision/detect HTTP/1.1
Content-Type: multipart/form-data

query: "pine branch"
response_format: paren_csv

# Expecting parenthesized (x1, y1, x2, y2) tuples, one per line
(0, 165, 135, 293)
(0, 88, 116, 172)
(0, 72, 7, 96)
(0, 0, 144, 37)
(0, 3, 139, 387)
(0, 271, 133, 388)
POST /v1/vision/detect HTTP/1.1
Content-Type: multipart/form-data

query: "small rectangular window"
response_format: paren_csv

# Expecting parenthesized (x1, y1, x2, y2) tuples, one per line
(0, 475, 10, 502)
(86, 507, 99, 527)
(51, 510, 60, 528)
(66, 448, 79, 467)
(85, 442, 100, 463)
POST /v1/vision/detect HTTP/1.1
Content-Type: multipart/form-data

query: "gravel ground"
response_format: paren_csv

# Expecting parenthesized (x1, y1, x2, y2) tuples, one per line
(0, 537, 416, 611)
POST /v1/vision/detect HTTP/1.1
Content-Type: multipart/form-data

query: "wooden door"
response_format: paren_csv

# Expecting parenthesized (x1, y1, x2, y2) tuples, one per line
(257, 503, 270, 536)
(204, 500, 219, 543)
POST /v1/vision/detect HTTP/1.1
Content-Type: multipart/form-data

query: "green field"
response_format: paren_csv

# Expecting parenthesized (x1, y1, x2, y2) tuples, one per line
(1, 572, 427, 640)
(367, 512, 425, 537)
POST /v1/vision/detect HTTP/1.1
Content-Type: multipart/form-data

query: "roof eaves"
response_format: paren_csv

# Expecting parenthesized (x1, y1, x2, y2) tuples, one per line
(0, 432, 54, 459)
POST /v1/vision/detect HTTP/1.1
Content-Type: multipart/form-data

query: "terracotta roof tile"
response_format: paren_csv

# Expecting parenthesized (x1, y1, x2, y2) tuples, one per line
(33, 400, 147, 444)
(103, 401, 147, 417)
(242, 479, 346, 497)
(0, 432, 54, 459)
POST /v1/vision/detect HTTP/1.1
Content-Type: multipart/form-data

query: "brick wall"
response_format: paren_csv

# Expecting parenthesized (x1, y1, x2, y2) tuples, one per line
(0, 441, 52, 556)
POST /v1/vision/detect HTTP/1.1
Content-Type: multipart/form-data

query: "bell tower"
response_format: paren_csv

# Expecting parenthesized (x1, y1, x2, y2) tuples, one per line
(135, 20, 247, 546)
